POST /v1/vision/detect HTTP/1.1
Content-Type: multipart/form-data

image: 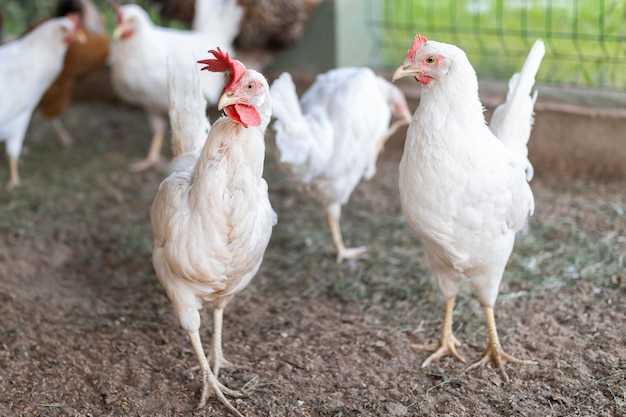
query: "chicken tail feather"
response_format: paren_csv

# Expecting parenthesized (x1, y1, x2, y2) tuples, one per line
(270, 72, 315, 159)
(167, 56, 210, 170)
(490, 39, 545, 181)
(270, 72, 306, 128)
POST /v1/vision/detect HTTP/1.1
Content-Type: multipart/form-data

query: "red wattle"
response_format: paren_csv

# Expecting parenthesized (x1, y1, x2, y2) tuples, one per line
(224, 104, 261, 128)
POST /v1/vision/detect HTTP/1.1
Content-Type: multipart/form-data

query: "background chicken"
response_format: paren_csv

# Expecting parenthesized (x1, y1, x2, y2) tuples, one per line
(392, 36, 545, 381)
(149, 0, 321, 70)
(24, 0, 109, 147)
(109, 2, 241, 171)
(0, 15, 81, 188)
(270, 67, 412, 263)
(151, 48, 275, 415)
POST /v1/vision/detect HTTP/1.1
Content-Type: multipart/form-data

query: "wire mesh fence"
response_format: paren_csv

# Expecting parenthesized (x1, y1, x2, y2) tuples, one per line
(366, 0, 626, 90)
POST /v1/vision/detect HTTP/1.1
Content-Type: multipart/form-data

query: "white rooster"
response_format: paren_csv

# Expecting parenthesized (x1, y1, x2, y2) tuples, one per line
(0, 15, 81, 188)
(109, 2, 242, 171)
(270, 68, 412, 263)
(392, 36, 545, 381)
(151, 49, 275, 415)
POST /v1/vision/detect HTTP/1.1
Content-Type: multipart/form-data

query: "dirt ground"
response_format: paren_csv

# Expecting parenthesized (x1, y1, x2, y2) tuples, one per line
(0, 72, 624, 417)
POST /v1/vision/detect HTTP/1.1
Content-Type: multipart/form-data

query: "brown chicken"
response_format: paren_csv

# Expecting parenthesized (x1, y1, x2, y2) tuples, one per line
(25, 0, 109, 147)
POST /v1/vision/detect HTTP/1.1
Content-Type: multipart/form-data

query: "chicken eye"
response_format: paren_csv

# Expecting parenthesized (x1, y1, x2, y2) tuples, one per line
(426, 55, 436, 64)
(246, 82, 255, 91)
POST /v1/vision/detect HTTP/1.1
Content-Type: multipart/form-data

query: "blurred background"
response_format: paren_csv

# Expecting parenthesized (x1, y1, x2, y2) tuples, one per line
(4, 0, 626, 88)
(2, 0, 625, 176)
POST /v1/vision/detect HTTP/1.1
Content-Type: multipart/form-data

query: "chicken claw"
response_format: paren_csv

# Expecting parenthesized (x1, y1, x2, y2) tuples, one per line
(411, 297, 468, 366)
(412, 333, 467, 367)
(465, 306, 537, 382)
(189, 330, 245, 417)
(336, 246, 368, 264)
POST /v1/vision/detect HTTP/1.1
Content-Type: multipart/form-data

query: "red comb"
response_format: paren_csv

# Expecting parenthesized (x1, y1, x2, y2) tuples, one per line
(198, 47, 246, 92)
(407, 34, 428, 59)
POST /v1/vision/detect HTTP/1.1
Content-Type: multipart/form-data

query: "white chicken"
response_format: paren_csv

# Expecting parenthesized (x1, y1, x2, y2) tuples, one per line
(0, 15, 81, 188)
(392, 36, 545, 381)
(151, 48, 275, 416)
(270, 68, 412, 263)
(109, 3, 242, 171)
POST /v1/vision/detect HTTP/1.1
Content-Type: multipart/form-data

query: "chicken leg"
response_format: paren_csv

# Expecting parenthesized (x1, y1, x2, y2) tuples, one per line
(131, 112, 166, 171)
(51, 117, 74, 147)
(411, 297, 467, 366)
(211, 297, 245, 378)
(8, 157, 20, 189)
(325, 203, 366, 264)
(465, 305, 537, 382)
(188, 329, 244, 416)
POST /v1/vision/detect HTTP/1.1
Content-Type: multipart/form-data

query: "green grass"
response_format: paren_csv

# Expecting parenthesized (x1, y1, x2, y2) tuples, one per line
(374, 0, 626, 88)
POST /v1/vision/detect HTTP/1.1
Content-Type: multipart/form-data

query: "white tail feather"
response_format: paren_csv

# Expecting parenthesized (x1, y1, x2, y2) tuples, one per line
(490, 39, 545, 181)
(270, 72, 334, 182)
(167, 56, 210, 172)
(270, 72, 312, 166)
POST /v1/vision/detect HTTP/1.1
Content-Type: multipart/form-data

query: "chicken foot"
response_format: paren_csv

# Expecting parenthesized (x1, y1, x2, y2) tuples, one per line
(188, 330, 245, 417)
(411, 297, 467, 366)
(465, 305, 537, 382)
(325, 203, 366, 264)
(131, 113, 165, 171)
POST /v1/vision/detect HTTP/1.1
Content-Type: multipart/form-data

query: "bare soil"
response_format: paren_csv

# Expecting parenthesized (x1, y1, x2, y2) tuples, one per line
(0, 72, 624, 417)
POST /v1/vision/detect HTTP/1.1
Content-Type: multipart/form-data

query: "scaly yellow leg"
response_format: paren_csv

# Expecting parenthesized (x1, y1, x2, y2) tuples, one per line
(466, 305, 537, 382)
(412, 297, 467, 366)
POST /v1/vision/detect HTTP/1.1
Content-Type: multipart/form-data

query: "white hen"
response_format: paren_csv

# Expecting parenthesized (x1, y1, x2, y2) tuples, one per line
(109, 3, 240, 171)
(0, 15, 81, 188)
(392, 36, 544, 381)
(151, 48, 275, 416)
(270, 68, 411, 263)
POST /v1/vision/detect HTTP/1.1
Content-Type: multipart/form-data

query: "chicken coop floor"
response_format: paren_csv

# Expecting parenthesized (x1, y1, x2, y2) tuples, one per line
(0, 73, 624, 416)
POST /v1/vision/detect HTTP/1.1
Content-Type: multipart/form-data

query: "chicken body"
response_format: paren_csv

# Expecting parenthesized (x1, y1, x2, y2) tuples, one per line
(393, 36, 544, 381)
(110, 4, 239, 171)
(270, 67, 411, 263)
(0, 16, 80, 188)
(151, 49, 275, 416)
(31, 0, 109, 147)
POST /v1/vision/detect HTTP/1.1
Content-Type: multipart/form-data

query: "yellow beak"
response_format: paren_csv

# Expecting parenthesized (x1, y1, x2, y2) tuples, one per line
(113, 25, 124, 40)
(392, 65, 415, 82)
(217, 92, 237, 111)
